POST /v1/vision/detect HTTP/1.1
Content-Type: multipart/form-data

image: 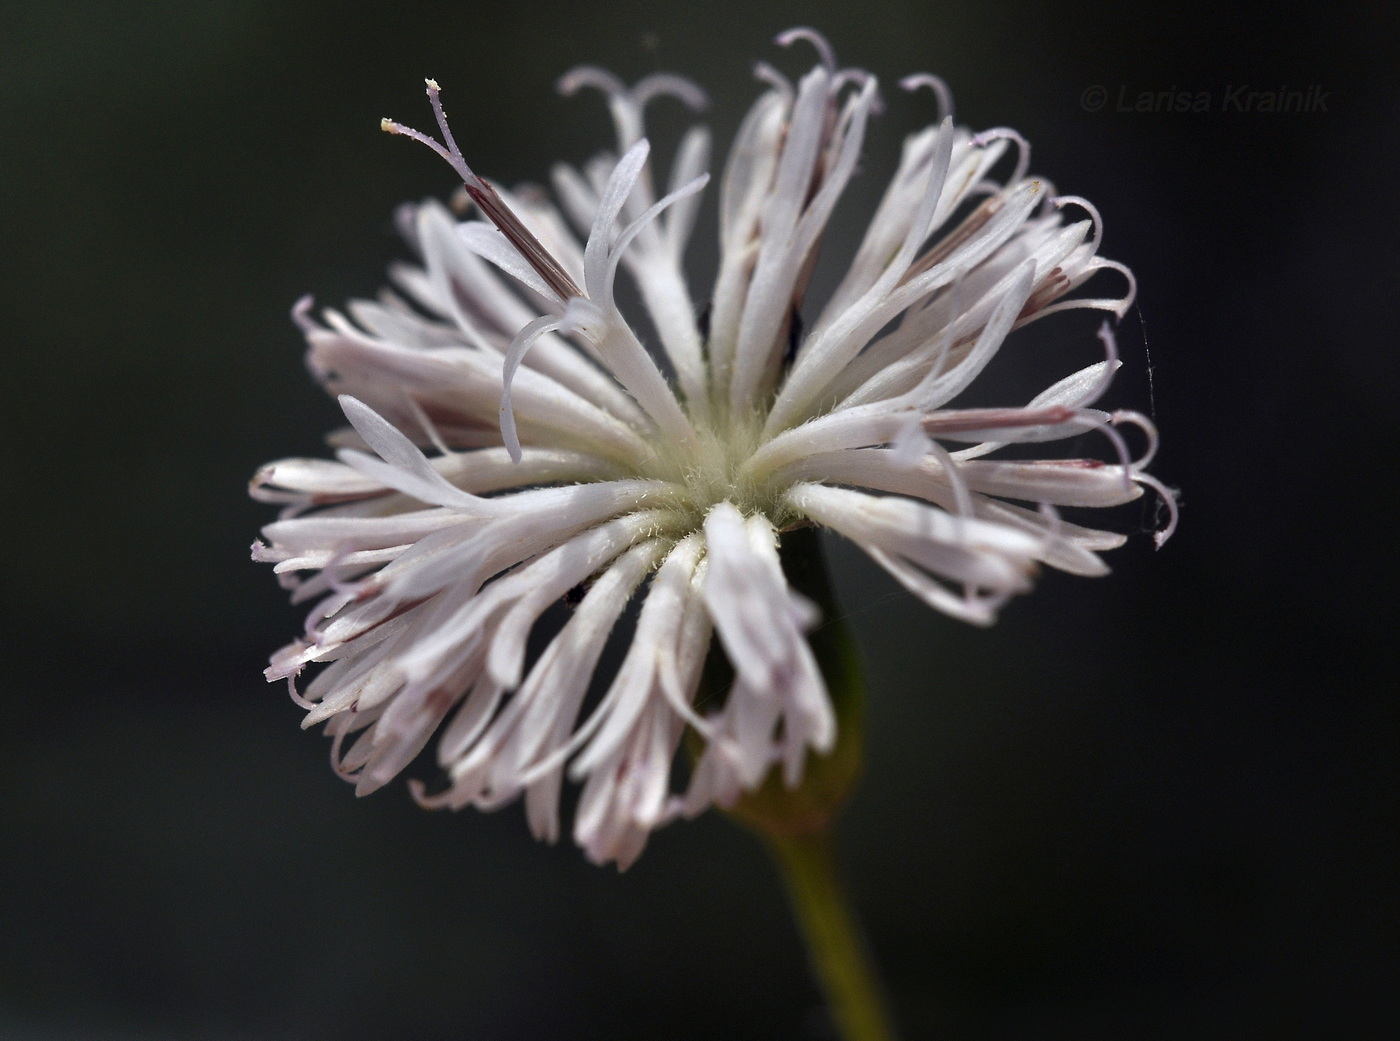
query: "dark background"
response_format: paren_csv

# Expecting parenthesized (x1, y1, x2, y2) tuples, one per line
(2, 1, 1395, 1038)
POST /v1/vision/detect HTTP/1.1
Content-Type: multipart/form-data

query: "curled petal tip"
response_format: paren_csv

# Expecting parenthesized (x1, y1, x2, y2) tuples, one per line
(290, 294, 316, 331)
(774, 27, 837, 72)
(556, 65, 627, 98)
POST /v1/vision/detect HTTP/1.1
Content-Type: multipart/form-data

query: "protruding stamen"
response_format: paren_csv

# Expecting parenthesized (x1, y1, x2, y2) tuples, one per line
(381, 118, 465, 178)
(384, 81, 582, 303)
(425, 79, 464, 162)
(462, 182, 583, 304)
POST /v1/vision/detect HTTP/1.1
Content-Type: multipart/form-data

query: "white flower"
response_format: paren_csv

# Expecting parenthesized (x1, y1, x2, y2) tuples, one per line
(252, 29, 1176, 869)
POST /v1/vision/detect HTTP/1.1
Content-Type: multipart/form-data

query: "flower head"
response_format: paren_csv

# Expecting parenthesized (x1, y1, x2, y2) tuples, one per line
(252, 29, 1175, 868)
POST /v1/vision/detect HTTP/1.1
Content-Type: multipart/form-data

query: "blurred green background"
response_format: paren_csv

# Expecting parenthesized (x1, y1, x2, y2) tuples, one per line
(2, 0, 1395, 1038)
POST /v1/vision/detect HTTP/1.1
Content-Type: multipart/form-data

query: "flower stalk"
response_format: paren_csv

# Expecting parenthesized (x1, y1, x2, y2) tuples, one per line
(720, 525, 897, 1041)
(767, 829, 898, 1041)
(251, 27, 1176, 1037)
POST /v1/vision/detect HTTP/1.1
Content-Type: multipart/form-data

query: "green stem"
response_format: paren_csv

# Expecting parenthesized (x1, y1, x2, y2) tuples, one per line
(713, 526, 898, 1040)
(766, 829, 900, 1041)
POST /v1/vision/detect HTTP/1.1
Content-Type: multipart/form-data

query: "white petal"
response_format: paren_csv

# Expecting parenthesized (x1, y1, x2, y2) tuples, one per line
(457, 222, 560, 303)
(336, 396, 489, 511)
